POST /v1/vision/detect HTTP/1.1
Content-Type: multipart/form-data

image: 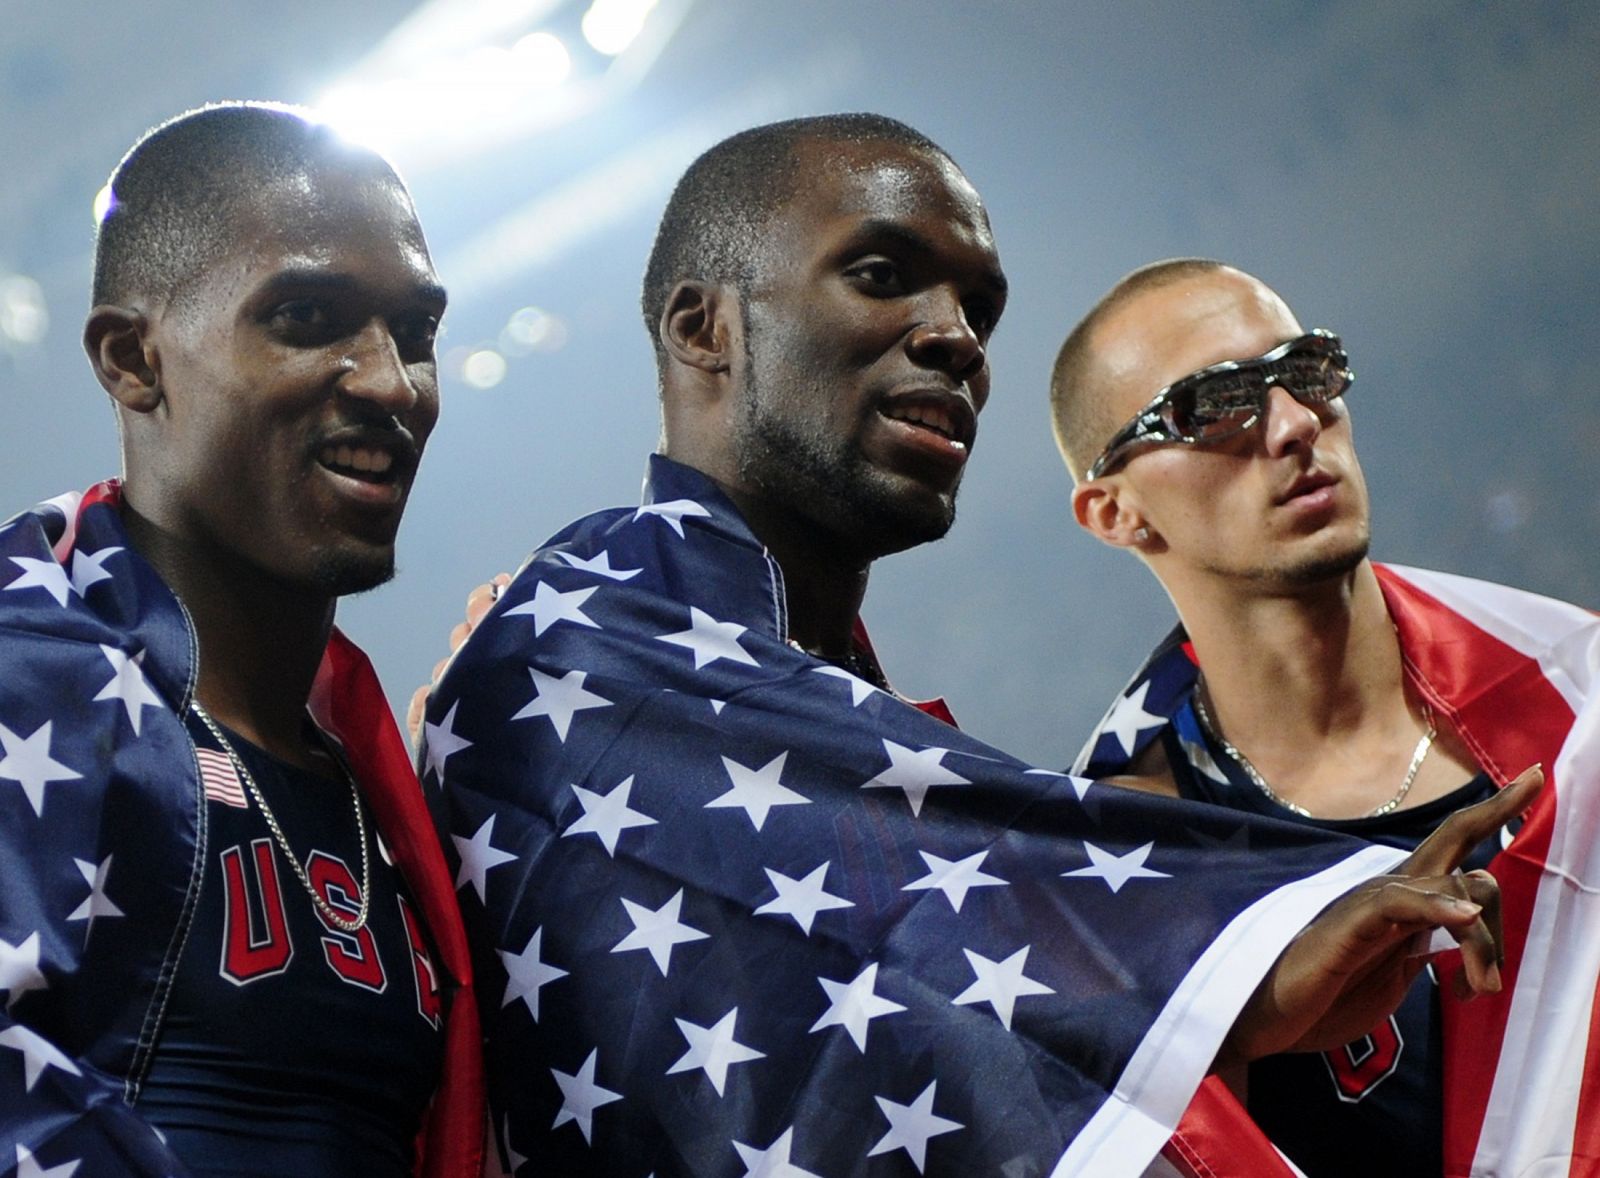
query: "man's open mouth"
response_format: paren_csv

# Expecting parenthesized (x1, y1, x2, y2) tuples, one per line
(878, 390, 977, 450)
(319, 442, 401, 484)
(883, 402, 961, 443)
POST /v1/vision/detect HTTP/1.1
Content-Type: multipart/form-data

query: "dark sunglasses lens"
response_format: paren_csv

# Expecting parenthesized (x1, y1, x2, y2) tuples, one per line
(1277, 348, 1347, 402)
(1165, 370, 1264, 440)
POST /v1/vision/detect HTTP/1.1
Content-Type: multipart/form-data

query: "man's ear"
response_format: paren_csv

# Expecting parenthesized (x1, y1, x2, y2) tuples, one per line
(84, 305, 161, 413)
(660, 280, 736, 375)
(1073, 477, 1155, 551)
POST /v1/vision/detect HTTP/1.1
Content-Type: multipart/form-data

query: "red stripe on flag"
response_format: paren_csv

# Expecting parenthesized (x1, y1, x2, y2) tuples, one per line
(196, 747, 248, 808)
(1376, 567, 1579, 1173)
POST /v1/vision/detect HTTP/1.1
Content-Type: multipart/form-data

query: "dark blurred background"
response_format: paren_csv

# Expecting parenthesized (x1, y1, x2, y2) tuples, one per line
(3, 1, 1595, 767)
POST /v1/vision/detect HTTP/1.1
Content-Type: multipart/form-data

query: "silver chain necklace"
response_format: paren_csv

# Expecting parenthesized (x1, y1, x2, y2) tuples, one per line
(191, 702, 372, 933)
(1191, 679, 1435, 820)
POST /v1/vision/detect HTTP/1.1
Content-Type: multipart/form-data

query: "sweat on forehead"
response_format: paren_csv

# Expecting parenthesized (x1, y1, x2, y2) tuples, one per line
(639, 113, 957, 352)
(92, 101, 405, 310)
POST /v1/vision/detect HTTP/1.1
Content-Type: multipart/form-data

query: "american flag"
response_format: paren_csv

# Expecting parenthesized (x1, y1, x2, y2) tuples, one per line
(425, 455, 1411, 1178)
(0, 483, 483, 1178)
(195, 747, 249, 808)
(1078, 563, 1600, 1177)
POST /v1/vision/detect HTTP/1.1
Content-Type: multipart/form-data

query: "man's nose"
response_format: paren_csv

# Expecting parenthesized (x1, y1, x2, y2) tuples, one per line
(906, 292, 985, 383)
(339, 321, 419, 414)
(1261, 382, 1322, 454)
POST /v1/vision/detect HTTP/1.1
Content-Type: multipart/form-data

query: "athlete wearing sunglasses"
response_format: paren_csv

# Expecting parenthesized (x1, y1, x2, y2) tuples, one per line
(1084, 329, 1353, 480)
(1050, 259, 1589, 1178)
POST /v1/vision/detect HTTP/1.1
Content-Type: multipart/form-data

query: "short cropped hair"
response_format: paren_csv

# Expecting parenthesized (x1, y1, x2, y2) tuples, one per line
(92, 101, 398, 309)
(1050, 257, 1227, 480)
(640, 113, 951, 361)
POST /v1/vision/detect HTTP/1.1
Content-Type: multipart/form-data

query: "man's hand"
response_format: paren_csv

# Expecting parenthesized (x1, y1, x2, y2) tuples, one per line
(407, 573, 512, 746)
(1220, 763, 1543, 1066)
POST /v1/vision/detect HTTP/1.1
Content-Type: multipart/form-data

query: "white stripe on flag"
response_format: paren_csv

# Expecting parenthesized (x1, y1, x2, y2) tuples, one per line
(1473, 690, 1600, 1175)
(1056, 843, 1407, 1178)
(1387, 564, 1597, 710)
(196, 747, 248, 808)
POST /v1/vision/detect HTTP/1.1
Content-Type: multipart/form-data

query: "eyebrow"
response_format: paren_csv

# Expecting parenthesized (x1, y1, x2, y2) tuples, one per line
(258, 267, 449, 310)
(851, 219, 1009, 296)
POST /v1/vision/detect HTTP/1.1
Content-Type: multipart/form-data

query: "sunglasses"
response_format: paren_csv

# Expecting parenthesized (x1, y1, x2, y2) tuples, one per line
(1085, 330, 1353, 480)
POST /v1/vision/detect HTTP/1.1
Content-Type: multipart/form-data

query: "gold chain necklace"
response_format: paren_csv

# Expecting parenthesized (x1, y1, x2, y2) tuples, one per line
(191, 702, 372, 933)
(1191, 679, 1435, 820)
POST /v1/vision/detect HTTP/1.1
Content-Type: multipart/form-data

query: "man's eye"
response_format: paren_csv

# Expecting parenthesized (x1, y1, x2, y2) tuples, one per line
(963, 298, 998, 337)
(396, 315, 441, 354)
(271, 301, 333, 333)
(400, 313, 444, 345)
(848, 259, 901, 290)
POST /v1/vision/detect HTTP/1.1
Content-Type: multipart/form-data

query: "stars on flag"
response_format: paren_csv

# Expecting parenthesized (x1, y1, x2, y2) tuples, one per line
(499, 927, 568, 1021)
(69, 546, 123, 597)
(555, 549, 640, 581)
(14, 1143, 83, 1178)
(861, 740, 968, 817)
(505, 582, 600, 637)
(812, 664, 877, 706)
(0, 1024, 80, 1092)
(707, 752, 809, 831)
(612, 889, 708, 976)
(657, 607, 759, 670)
(550, 1048, 622, 1144)
(1062, 841, 1171, 893)
(498, 1114, 528, 1176)
(0, 932, 47, 1011)
(422, 700, 474, 784)
(512, 667, 610, 742)
(0, 720, 82, 817)
(1101, 681, 1164, 756)
(92, 645, 164, 736)
(1026, 766, 1093, 803)
(753, 861, 853, 934)
(66, 855, 124, 942)
(633, 498, 711, 538)
(453, 815, 517, 903)
(809, 962, 905, 1052)
(4, 558, 72, 607)
(666, 1006, 766, 1096)
(2, 547, 124, 607)
(902, 849, 1006, 914)
(951, 945, 1054, 1030)
(563, 775, 656, 856)
(868, 1080, 962, 1173)
(732, 1127, 823, 1178)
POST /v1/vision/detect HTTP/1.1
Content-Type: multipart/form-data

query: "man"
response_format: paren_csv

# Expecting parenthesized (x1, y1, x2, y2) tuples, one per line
(1056, 259, 1600, 1176)
(423, 117, 1525, 1177)
(0, 104, 481, 1175)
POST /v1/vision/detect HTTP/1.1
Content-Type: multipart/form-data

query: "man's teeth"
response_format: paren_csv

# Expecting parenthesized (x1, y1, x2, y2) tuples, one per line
(320, 444, 394, 475)
(885, 404, 957, 439)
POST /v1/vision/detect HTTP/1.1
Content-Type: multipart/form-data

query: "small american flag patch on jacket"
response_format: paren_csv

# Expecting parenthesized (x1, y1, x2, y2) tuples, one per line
(196, 747, 248, 808)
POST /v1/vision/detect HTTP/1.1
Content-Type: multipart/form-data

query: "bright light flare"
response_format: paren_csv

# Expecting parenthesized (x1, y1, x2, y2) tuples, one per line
(92, 184, 115, 225)
(461, 348, 509, 389)
(315, 32, 573, 159)
(513, 31, 572, 87)
(0, 275, 48, 345)
(499, 306, 569, 355)
(581, 0, 658, 56)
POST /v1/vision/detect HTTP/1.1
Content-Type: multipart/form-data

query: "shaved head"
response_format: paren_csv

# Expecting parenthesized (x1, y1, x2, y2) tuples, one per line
(640, 112, 952, 370)
(1050, 258, 1227, 480)
(93, 101, 402, 312)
